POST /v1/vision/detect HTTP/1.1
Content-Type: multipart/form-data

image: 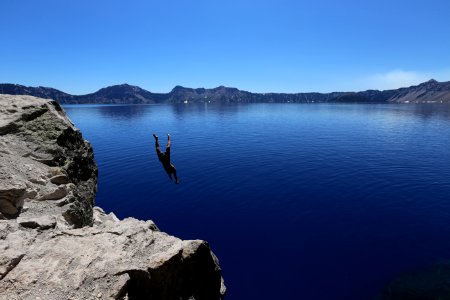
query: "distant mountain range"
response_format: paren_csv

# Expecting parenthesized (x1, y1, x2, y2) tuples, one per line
(1, 79, 450, 104)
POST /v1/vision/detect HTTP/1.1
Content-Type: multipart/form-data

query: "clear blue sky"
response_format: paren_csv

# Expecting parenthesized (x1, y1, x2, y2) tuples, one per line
(1, 0, 450, 94)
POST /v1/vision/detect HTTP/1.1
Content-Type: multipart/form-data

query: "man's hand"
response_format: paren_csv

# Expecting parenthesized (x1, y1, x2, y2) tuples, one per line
(153, 133, 158, 140)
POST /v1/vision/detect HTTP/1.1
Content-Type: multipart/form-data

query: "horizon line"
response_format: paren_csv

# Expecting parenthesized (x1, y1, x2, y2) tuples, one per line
(0, 78, 445, 96)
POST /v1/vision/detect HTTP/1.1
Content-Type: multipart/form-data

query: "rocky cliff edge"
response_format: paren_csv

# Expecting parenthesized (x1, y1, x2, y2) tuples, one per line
(0, 95, 225, 300)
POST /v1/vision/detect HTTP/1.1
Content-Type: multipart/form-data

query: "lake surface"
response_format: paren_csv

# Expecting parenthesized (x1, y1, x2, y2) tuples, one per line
(64, 103, 450, 300)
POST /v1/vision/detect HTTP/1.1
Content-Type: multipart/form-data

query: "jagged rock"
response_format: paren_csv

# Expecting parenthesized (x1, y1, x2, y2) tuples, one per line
(0, 95, 97, 226)
(0, 209, 225, 300)
(0, 95, 225, 299)
(28, 177, 47, 185)
(48, 167, 65, 177)
(39, 185, 68, 200)
(49, 174, 69, 185)
(0, 183, 26, 216)
(92, 206, 121, 226)
(0, 253, 25, 280)
(17, 215, 56, 229)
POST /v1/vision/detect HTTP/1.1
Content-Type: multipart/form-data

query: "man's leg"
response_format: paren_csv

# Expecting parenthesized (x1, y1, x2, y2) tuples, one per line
(153, 134, 162, 155)
(166, 134, 171, 149)
(165, 134, 171, 161)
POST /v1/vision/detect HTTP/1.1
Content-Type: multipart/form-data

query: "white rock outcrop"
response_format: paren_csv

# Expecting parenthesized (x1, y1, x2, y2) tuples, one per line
(0, 95, 225, 300)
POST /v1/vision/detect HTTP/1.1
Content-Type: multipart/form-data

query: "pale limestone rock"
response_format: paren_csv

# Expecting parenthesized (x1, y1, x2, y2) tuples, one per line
(49, 174, 69, 185)
(0, 95, 97, 227)
(0, 182, 26, 215)
(39, 185, 68, 200)
(17, 215, 56, 229)
(0, 215, 224, 300)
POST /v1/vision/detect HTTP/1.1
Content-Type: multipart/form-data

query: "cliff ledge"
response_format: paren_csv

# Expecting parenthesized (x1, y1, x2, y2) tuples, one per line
(0, 95, 225, 300)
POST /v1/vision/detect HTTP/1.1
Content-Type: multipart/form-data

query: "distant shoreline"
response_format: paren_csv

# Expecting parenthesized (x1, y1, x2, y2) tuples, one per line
(1, 79, 450, 104)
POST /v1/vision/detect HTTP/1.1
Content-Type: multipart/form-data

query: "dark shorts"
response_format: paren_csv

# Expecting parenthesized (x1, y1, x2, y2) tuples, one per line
(157, 146, 170, 163)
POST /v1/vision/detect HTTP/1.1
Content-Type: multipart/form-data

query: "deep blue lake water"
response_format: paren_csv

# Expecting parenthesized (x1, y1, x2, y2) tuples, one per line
(64, 103, 450, 300)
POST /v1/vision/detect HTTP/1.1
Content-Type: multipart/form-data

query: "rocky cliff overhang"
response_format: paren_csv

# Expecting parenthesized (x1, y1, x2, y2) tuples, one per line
(0, 95, 225, 300)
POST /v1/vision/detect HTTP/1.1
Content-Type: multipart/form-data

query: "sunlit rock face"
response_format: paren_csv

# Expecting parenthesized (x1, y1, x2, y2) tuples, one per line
(0, 95, 225, 300)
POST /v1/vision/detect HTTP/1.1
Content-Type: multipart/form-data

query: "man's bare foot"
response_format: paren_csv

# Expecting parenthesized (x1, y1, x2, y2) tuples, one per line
(153, 134, 158, 140)
(167, 134, 170, 139)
